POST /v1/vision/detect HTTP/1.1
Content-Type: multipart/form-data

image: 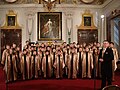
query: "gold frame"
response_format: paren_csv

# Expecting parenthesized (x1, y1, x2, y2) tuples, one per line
(77, 10, 97, 30)
(1, 10, 21, 29)
(37, 12, 62, 41)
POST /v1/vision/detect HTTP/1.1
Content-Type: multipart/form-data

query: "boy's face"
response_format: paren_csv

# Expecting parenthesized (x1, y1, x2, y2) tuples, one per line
(79, 48, 82, 52)
(53, 49, 56, 52)
(58, 51, 61, 55)
(71, 49, 75, 53)
(17, 47, 20, 51)
(46, 52, 49, 55)
(33, 51, 36, 55)
(85, 48, 89, 52)
(10, 49, 13, 54)
(6, 45, 10, 49)
(110, 44, 114, 48)
(13, 44, 16, 48)
(96, 43, 100, 47)
(23, 51, 27, 54)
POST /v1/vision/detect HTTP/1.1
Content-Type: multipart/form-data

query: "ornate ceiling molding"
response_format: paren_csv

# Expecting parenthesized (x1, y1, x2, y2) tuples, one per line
(5, 0, 18, 3)
(80, 0, 95, 4)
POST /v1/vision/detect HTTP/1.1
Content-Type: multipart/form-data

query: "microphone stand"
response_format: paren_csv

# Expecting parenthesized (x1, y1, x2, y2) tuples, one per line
(93, 50, 96, 90)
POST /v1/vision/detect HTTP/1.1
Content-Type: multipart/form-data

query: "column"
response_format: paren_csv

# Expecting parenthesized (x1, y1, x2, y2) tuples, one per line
(66, 12, 73, 44)
(26, 13, 34, 42)
(100, 15, 105, 43)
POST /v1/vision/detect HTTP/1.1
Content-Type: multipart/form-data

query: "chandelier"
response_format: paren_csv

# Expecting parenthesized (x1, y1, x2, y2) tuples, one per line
(42, 0, 57, 11)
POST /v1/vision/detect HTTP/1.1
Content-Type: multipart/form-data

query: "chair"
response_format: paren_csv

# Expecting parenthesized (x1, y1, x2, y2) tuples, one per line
(102, 85, 120, 90)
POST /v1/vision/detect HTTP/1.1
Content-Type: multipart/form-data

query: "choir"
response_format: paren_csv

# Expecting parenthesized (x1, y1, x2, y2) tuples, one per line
(1, 41, 118, 83)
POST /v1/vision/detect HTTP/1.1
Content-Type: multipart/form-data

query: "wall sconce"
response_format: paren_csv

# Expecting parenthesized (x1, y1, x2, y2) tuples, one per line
(42, 0, 57, 11)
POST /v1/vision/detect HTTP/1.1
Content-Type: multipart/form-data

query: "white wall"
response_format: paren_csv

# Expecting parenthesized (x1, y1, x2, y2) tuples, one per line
(1, 0, 119, 48)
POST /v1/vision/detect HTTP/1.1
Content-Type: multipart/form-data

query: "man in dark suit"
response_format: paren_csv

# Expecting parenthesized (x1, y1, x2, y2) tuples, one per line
(98, 40, 114, 89)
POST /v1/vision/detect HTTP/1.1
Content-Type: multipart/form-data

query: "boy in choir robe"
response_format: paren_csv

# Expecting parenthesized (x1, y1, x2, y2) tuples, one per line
(23, 40, 30, 49)
(5, 49, 18, 82)
(37, 51, 42, 77)
(42, 50, 53, 78)
(11, 43, 17, 51)
(51, 48, 56, 78)
(10, 49, 18, 81)
(21, 49, 29, 80)
(66, 45, 70, 55)
(30, 46, 36, 56)
(77, 47, 83, 78)
(83, 43, 87, 49)
(82, 47, 93, 78)
(16, 46, 22, 78)
(66, 47, 78, 79)
(31, 51, 40, 79)
(46, 46, 52, 54)
(40, 47, 46, 77)
(91, 46, 98, 78)
(110, 42, 119, 81)
(2, 48, 12, 82)
(53, 50, 65, 79)
(35, 42, 39, 52)
(62, 47, 68, 78)
(96, 42, 102, 78)
(1, 45, 10, 65)
(25, 52, 31, 79)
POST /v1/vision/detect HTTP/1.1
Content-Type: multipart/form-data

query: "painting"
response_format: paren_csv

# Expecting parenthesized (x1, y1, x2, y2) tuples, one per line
(84, 17, 91, 26)
(38, 12, 62, 41)
(7, 16, 16, 26)
(1, 10, 21, 29)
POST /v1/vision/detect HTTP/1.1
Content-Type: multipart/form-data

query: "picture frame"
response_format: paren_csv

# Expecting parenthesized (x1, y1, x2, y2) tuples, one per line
(6, 10, 17, 26)
(77, 10, 97, 30)
(37, 12, 62, 41)
(7, 15, 16, 26)
(1, 10, 21, 29)
(84, 17, 91, 26)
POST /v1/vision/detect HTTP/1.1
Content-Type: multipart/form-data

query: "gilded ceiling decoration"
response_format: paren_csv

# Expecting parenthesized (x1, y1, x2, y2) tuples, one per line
(0, 0, 106, 5)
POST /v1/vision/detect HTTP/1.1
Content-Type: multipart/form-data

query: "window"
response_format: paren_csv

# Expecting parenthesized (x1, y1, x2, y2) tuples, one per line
(114, 18, 120, 45)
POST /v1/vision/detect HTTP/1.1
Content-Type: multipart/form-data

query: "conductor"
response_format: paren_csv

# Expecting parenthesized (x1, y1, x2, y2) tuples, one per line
(98, 40, 114, 89)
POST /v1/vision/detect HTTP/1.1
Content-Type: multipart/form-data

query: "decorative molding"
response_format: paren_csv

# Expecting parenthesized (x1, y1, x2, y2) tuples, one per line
(1, 10, 21, 29)
(77, 10, 97, 30)
(80, 0, 95, 4)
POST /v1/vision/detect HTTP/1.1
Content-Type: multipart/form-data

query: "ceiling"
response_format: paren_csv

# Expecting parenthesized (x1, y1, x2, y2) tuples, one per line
(0, 0, 108, 5)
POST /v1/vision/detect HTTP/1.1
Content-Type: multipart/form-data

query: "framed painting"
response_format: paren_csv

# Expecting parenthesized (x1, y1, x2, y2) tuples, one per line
(6, 10, 17, 27)
(7, 15, 16, 26)
(1, 10, 21, 29)
(84, 17, 91, 26)
(38, 12, 62, 41)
